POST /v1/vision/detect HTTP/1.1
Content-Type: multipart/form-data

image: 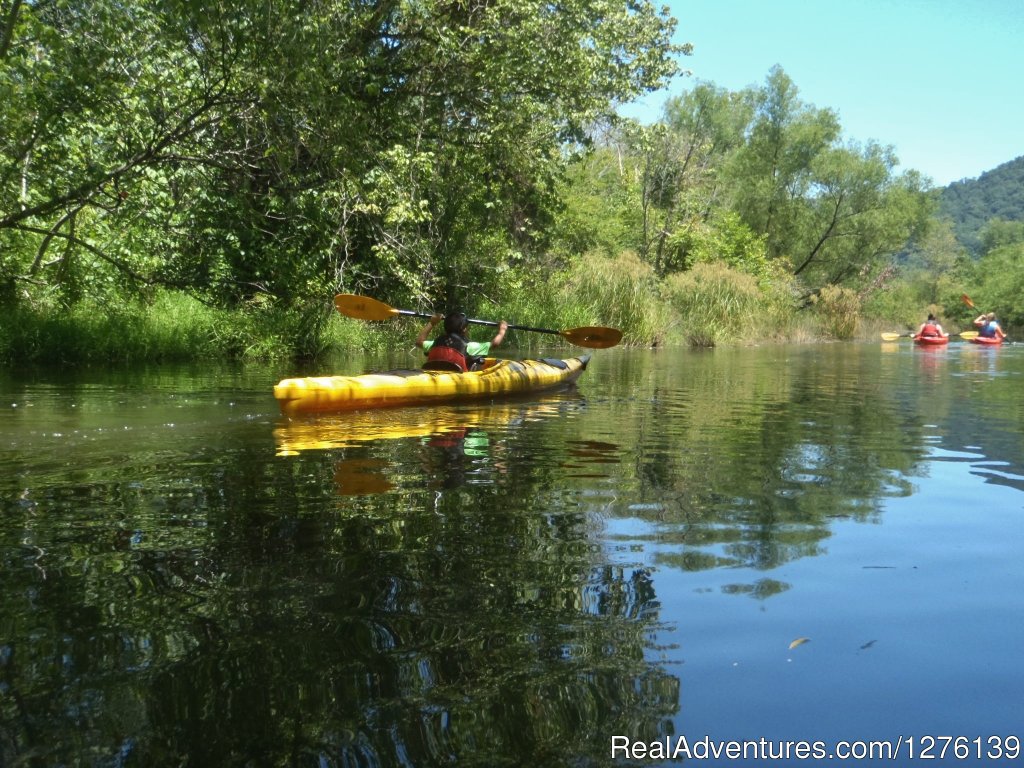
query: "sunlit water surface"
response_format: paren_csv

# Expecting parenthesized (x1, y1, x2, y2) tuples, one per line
(1, 342, 1023, 766)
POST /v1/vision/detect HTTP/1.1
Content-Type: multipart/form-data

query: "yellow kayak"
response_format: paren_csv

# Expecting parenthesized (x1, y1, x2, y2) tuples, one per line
(273, 355, 590, 416)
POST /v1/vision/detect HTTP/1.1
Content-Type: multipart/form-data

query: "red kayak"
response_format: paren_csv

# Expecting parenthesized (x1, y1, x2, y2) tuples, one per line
(970, 335, 1003, 346)
(913, 335, 949, 346)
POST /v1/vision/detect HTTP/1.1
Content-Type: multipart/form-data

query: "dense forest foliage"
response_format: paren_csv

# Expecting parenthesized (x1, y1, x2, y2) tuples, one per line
(0, 0, 1020, 361)
(938, 155, 1024, 253)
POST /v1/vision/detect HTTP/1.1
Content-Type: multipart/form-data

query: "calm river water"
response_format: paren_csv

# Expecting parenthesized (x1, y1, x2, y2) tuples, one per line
(1, 342, 1023, 766)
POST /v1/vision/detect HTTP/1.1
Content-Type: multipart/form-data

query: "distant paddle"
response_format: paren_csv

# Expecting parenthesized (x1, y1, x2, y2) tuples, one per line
(334, 294, 623, 349)
(961, 295, 1010, 342)
(881, 330, 978, 341)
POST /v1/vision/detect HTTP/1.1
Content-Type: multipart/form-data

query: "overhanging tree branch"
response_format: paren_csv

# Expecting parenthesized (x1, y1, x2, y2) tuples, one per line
(29, 202, 86, 275)
(13, 222, 154, 286)
(0, 90, 238, 230)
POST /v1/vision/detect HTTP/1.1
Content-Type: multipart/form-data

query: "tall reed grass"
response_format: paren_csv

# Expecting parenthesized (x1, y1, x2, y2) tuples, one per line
(473, 252, 668, 348)
(0, 261, 880, 364)
(662, 262, 765, 346)
(810, 285, 861, 340)
(321, 312, 408, 354)
(561, 252, 668, 345)
(0, 293, 218, 364)
(0, 291, 335, 363)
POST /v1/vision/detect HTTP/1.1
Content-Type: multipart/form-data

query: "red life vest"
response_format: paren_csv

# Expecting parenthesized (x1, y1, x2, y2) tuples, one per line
(426, 335, 468, 371)
(920, 323, 940, 337)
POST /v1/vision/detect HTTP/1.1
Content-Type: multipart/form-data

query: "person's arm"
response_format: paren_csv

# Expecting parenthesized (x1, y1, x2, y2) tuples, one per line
(974, 313, 987, 327)
(997, 324, 1007, 339)
(938, 323, 949, 337)
(416, 313, 442, 348)
(490, 320, 508, 348)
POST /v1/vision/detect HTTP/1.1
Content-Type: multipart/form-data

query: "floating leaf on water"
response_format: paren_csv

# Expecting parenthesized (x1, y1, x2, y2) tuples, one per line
(788, 637, 810, 650)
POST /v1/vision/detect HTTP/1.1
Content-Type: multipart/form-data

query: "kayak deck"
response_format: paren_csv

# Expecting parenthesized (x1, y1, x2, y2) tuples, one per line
(274, 355, 590, 415)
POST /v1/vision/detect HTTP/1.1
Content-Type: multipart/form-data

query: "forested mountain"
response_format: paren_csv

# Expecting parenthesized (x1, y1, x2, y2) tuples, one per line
(938, 155, 1024, 253)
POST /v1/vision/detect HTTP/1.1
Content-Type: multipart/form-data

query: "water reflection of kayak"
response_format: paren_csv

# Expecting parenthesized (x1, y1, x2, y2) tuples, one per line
(273, 396, 581, 455)
(273, 355, 590, 416)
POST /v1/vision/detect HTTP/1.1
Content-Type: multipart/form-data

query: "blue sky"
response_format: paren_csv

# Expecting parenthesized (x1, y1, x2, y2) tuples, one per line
(621, 0, 1024, 187)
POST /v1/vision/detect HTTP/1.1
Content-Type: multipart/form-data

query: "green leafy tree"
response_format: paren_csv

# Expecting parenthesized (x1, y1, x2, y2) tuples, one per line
(978, 217, 1024, 252)
(552, 140, 644, 260)
(636, 82, 752, 274)
(721, 68, 932, 301)
(788, 143, 932, 290)
(663, 209, 773, 281)
(2, 0, 684, 352)
(897, 217, 965, 310)
(726, 66, 842, 265)
(965, 223, 1024, 327)
(0, 0, 241, 305)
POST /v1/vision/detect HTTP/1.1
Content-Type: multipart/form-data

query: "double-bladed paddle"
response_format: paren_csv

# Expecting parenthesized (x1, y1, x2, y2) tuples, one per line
(880, 330, 978, 341)
(960, 294, 1011, 342)
(334, 294, 623, 349)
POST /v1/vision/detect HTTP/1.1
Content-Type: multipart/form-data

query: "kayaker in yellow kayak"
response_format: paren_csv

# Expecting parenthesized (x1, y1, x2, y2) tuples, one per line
(416, 311, 508, 371)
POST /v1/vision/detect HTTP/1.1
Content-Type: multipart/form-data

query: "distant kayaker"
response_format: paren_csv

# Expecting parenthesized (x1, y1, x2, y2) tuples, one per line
(417, 311, 508, 371)
(973, 312, 1007, 340)
(915, 313, 949, 339)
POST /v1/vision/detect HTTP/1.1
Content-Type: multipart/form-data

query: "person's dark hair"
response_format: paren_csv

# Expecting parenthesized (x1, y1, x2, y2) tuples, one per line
(927, 313, 936, 321)
(444, 311, 468, 335)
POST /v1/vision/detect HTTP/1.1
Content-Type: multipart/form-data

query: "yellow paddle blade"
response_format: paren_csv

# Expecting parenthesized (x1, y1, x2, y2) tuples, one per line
(562, 326, 623, 349)
(959, 330, 979, 339)
(880, 332, 905, 341)
(334, 294, 400, 321)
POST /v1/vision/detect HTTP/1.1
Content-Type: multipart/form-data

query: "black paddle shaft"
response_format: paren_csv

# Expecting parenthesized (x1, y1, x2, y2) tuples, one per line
(393, 308, 560, 336)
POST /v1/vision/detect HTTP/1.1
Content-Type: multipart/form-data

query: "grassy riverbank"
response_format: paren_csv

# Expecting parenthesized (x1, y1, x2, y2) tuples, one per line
(0, 255, 884, 365)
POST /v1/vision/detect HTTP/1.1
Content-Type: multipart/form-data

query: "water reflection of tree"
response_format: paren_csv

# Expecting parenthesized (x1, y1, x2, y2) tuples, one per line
(0, 438, 679, 766)
(137, 468, 679, 765)
(596, 348, 929, 583)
